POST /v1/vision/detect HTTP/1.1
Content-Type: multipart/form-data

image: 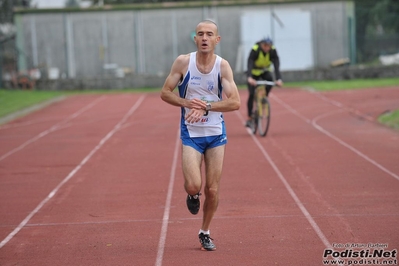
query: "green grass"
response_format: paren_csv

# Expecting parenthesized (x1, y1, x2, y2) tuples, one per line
(378, 110, 399, 130)
(285, 78, 399, 91)
(0, 90, 66, 118)
(0, 88, 160, 119)
(1, 78, 398, 128)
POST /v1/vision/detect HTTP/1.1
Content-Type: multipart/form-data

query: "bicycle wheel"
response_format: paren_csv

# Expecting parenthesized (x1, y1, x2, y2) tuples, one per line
(257, 97, 271, 137)
(250, 112, 258, 134)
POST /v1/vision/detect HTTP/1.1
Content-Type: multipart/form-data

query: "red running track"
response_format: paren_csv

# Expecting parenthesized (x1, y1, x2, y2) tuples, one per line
(0, 87, 398, 266)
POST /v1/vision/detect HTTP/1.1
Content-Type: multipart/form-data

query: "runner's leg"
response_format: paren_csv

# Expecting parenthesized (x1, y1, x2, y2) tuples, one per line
(182, 145, 203, 195)
(201, 145, 225, 230)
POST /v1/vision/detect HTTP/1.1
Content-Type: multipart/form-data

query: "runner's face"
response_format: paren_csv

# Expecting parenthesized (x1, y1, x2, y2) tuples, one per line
(194, 22, 220, 53)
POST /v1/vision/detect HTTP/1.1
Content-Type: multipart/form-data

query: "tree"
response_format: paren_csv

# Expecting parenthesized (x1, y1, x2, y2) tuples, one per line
(371, 0, 399, 35)
(355, 0, 399, 62)
(65, 0, 80, 8)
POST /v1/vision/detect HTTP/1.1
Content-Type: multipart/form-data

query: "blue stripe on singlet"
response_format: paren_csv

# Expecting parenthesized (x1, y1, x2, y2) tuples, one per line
(178, 71, 191, 139)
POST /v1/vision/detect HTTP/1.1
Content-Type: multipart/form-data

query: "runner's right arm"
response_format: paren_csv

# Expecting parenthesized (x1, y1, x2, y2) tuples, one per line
(160, 54, 207, 123)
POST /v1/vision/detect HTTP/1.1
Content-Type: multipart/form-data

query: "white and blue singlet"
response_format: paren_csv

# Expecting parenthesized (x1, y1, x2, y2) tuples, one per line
(178, 52, 227, 153)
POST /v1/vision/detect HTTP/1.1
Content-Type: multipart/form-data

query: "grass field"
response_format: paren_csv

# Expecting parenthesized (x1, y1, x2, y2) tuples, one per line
(378, 110, 399, 130)
(285, 77, 399, 91)
(0, 78, 398, 128)
(0, 90, 65, 118)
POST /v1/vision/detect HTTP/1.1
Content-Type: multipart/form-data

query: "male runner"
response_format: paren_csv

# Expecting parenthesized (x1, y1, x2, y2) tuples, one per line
(160, 20, 240, 251)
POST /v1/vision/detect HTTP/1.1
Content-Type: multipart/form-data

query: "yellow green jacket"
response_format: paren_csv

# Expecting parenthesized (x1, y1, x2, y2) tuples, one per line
(247, 42, 282, 80)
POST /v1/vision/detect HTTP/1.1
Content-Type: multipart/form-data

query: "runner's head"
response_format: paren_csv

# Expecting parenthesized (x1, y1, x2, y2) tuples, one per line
(194, 20, 220, 53)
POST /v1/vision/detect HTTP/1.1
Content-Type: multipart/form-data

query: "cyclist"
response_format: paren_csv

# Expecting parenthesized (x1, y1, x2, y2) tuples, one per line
(245, 37, 283, 127)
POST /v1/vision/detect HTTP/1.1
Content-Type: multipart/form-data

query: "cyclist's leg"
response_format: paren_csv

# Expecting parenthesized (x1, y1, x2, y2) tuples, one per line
(247, 80, 256, 119)
(261, 71, 274, 96)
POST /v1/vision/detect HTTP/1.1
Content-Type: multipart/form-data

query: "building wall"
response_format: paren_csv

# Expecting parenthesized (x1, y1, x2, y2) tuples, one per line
(15, 1, 354, 80)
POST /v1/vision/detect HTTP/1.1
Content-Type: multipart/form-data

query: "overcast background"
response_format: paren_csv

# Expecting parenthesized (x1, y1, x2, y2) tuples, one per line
(31, 0, 64, 8)
(31, 0, 92, 8)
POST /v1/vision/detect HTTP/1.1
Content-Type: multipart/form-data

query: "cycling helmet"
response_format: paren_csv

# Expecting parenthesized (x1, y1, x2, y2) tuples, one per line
(261, 37, 273, 45)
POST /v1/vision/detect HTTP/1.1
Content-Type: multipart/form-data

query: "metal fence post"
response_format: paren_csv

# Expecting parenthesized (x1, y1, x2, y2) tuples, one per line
(0, 41, 3, 88)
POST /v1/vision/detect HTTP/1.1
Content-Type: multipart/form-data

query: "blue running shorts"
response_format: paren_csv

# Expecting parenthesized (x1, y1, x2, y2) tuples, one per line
(181, 133, 227, 154)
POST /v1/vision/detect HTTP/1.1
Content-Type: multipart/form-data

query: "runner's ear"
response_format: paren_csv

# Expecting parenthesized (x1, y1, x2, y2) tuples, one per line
(215, 35, 221, 45)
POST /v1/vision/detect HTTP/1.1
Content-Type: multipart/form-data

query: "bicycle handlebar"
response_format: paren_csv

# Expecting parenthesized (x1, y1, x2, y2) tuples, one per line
(255, 80, 276, 86)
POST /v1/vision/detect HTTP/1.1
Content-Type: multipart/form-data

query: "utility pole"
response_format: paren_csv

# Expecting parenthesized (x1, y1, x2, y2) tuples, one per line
(0, 41, 3, 88)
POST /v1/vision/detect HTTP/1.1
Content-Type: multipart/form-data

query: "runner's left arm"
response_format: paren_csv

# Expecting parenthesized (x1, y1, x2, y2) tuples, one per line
(208, 59, 240, 112)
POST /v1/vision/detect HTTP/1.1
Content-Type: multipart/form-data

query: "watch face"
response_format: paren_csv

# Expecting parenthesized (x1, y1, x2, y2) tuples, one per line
(206, 103, 211, 110)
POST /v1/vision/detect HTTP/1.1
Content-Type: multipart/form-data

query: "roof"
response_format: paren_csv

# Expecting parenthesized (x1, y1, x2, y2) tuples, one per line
(14, 0, 349, 14)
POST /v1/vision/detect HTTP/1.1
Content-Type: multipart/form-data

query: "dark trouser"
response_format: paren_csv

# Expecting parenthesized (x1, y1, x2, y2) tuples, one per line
(247, 71, 273, 117)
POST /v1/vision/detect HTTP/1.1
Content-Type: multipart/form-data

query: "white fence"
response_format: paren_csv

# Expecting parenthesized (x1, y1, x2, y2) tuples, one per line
(14, 1, 354, 79)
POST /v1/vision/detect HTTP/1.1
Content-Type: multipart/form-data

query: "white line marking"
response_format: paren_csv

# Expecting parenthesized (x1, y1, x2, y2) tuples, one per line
(155, 127, 180, 266)
(0, 96, 106, 162)
(2, 212, 396, 229)
(235, 111, 333, 249)
(312, 112, 399, 181)
(272, 94, 399, 181)
(270, 95, 311, 123)
(0, 95, 146, 249)
(308, 90, 377, 121)
(0, 119, 50, 130)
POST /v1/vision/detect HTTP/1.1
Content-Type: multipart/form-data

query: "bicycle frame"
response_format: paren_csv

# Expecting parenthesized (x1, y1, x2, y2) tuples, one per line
(255, 80, 275, 86)
(249, 80, 274, 136)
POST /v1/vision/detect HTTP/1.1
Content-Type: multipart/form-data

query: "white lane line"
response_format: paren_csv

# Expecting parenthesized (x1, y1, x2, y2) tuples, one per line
(0, 96, 106, 162)
(270, 95, 311, 123)
(312, 112, 399, 181)
(0, 119, 52, 130)
(306, 89, 374, 122)
(272, 94, 399, 182)
(2, 212, 396, 229)
(155, 127, 180, 266)
(0, 95, 146, 249)
(235, 111, 333, 249)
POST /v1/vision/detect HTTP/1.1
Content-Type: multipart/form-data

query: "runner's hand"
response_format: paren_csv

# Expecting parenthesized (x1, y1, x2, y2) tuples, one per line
(275, 79, 283, 87)
(187, 98, 207, 110)
(185, 108, 206, 124)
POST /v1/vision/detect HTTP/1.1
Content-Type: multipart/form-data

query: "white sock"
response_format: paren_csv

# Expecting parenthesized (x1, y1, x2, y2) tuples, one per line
(199, 229, 210, 235)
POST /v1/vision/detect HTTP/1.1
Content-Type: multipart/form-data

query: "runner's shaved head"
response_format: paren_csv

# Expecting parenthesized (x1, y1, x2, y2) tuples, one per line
(196, 19, 219, 34)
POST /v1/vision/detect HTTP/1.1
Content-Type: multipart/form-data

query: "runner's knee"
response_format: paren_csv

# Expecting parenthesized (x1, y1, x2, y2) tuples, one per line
(204, 185, 219, 200)
(185, 180, 201, 195)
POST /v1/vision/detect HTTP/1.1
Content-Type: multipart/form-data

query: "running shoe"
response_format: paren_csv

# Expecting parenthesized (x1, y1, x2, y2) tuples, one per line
(245, 119, 252, 127)
(199, 233, 216, 251)
(186, 193, 201, 215)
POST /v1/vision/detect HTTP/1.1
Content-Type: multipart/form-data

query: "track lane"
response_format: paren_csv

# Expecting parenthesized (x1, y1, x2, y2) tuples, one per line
(0, 95, 106, 159)
(0, 94, 143, 246)
(249, 88, 399, 260)
(0, 92, 182, 265)
(161, 108, 329, 265)
(0, 87, 398, 265)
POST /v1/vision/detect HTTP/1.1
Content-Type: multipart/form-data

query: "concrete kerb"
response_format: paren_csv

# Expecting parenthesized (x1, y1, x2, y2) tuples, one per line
(0, 96, 67, 125)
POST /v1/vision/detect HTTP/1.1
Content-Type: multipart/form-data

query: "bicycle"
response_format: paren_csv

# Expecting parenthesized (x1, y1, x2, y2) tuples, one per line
(248, 80, 275, 137)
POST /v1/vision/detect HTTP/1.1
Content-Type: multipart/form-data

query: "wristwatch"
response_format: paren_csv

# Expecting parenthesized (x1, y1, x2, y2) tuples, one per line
(206, 103, 212, 111)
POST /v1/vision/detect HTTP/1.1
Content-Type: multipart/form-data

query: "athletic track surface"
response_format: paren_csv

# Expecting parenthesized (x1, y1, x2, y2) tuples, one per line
(0, 87, 398, 266)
